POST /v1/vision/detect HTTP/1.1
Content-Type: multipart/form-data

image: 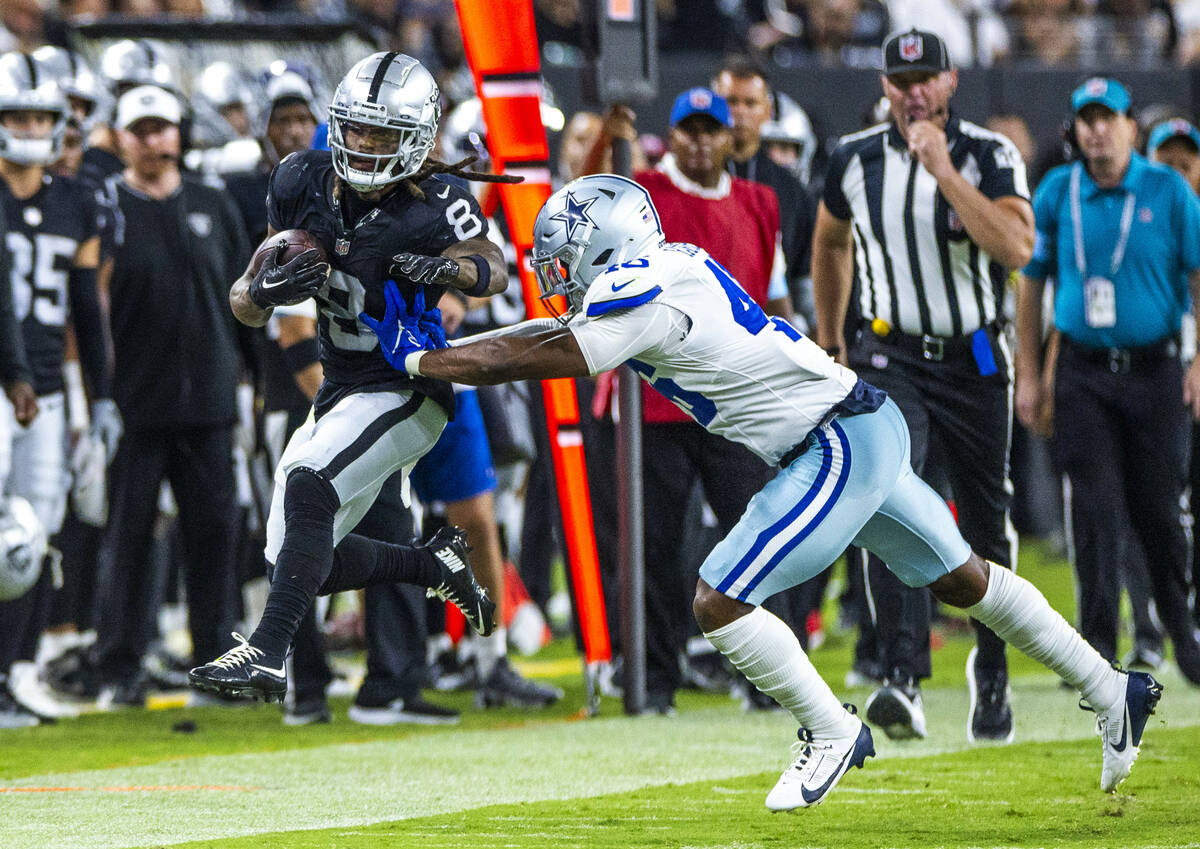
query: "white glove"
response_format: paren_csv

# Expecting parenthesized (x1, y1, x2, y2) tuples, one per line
(90, 398, 122, 464)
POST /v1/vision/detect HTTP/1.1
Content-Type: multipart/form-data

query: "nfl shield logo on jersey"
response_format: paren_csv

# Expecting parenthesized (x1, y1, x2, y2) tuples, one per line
(900, 34, 923, 62)
(187, 213, 212, 238)
(335, 237, 351, 255)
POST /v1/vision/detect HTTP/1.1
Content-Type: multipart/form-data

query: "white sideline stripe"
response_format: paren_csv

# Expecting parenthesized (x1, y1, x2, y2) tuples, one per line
(479, 80, 543, 99)
(3, 674, 1198, 849)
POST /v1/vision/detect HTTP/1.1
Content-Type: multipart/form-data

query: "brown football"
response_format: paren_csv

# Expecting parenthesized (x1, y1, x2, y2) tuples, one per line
(250, 229, 327, 274)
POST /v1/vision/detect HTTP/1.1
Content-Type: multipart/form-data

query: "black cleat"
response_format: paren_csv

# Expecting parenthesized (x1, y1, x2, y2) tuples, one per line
(864, 676, 926, 740)
(966, 647, 1014, 744)
(422, 526, 496, 636)
(188, 633, 287, 703)
(477, 657, 563, 708)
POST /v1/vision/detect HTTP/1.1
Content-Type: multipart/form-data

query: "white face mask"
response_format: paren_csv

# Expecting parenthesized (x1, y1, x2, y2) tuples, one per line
(2, 136, 55, 166)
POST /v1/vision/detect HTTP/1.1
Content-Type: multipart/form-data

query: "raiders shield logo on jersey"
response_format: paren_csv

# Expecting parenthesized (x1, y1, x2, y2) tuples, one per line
(188, 213, 212, 238)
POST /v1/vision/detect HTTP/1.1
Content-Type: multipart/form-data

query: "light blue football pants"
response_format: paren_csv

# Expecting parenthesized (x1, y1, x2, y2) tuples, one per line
(699, 398, 972, 606)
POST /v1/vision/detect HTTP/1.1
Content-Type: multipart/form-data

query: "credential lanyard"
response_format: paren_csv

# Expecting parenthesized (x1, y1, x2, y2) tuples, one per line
(1070, 162, 1135, 279)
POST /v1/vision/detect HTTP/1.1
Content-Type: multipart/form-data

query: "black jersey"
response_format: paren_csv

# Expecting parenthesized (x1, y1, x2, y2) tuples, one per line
(2, 174, 98, 396)
(109, 174, 249, 428)
(224, 166, 271, 246)
(266, 149, 487, 418)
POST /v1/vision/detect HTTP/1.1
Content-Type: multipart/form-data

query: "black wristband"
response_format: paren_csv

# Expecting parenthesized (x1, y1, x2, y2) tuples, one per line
(282, 336, 320, 374)
(463, 255, 491, 297)
(823, 346, 842, 358)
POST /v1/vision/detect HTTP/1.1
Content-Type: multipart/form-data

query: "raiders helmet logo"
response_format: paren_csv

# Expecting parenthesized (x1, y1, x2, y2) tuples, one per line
(899, 34, 923, 62)
(187, 213, 212, 238)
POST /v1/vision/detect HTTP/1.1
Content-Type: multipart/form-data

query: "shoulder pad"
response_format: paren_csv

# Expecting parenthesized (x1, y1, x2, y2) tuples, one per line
(581, 263, 663, 318)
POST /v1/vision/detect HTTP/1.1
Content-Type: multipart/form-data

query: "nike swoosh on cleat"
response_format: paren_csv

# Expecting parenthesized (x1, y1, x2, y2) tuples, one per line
(251, 662, 287, 678)
(1111, 706, 1129, 753)
(800, 749, 853, 804)
(611, 280, 633, 292)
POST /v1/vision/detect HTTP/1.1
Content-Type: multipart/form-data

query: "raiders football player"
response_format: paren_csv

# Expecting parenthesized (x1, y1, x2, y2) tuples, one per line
(0, 50, 116, 719)
(189, 52, 514, 703)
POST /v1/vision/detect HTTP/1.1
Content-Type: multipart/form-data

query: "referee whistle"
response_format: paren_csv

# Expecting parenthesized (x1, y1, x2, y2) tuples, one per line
(871, 318, 891, 336)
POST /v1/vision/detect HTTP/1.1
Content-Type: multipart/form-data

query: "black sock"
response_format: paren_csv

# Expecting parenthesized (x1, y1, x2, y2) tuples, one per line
(250, 469, 339, 658)
(319, 533, 440, 595)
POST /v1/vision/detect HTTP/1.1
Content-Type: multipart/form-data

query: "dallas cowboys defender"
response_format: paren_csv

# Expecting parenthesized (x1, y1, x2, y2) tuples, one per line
(189, 52, 511, 703)
(365, 173, 1162, 807)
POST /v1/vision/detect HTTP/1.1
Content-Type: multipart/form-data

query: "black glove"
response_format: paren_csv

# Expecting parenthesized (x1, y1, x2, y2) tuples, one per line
(249, 245, 330, 309)
(390, 252, 460, 287)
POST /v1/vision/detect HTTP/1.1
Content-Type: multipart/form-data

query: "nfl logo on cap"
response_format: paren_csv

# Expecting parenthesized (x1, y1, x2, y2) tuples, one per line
(900, 33, 923, 62)
(1085, 78, 1107, 96)
(690, 90, 712, 109)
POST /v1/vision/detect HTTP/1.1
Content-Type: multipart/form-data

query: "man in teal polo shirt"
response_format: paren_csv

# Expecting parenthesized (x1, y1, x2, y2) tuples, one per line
(1016, 77, 1200, 685)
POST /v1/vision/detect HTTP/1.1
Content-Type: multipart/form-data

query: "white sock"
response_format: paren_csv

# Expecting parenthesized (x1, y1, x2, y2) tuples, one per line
(966, 563, 1123, 711)
(475, 628, 507, 679)
(705, 607, 857, 739)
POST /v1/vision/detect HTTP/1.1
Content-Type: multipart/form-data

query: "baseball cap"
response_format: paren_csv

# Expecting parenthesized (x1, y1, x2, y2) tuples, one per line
(1147, 118, 1200, 155)
(882, 28, 952, 76)
(1071, 78, 1131, 115)
(669, 87, 732, 129)
(116, 84, 181, 130)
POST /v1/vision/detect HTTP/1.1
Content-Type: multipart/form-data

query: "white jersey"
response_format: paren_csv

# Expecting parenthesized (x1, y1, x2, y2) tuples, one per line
(568, 242, 859, 465)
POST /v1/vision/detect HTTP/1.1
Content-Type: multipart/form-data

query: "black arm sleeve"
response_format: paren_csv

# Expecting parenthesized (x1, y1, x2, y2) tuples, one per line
(0, 218, 33, 385)
(67, 265, 112, 398)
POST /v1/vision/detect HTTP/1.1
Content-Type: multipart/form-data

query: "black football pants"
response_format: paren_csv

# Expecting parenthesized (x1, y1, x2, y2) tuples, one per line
(849, 333, 1015, 682)
(92, 425, 239, 683)
(641, 423, 773, 697)
(1053, 345, 1199, 674)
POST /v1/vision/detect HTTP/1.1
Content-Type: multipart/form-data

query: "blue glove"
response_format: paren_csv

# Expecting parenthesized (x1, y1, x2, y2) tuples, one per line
(417, 306, 448, 349)
(359, 280, 436, 372)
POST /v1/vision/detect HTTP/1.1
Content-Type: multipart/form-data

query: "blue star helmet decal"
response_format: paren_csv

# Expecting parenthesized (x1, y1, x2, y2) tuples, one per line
(549, 191, 598, 242)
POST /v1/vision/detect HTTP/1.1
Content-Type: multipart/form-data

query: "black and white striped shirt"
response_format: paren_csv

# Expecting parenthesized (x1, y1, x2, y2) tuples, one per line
(823, 116, 1030, 338)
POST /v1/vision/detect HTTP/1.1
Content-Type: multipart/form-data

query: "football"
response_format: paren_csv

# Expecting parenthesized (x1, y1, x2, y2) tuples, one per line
(250, 229, 327, 275)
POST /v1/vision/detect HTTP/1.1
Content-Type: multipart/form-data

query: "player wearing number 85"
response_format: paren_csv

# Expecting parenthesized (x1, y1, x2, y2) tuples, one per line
(0, 50, 116, 722)
(367, 173, 1163, 806)
(190, 52, 510, 702)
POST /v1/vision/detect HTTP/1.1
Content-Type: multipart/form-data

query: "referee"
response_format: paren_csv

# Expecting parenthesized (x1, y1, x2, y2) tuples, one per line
(813, 29, 1034, 744)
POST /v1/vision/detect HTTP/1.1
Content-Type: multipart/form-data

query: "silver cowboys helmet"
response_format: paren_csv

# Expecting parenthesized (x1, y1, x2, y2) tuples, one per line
(0, 496, 46, 601)
(329, 52, 440, 193)
(31, 46, 109, 135)
(532, 174, 664, 322)
(0, 51, 70, 166)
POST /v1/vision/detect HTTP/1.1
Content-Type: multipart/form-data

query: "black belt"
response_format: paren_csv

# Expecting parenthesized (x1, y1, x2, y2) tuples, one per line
(1059, 335, 1179, 374)
(861, 322, 999, 363)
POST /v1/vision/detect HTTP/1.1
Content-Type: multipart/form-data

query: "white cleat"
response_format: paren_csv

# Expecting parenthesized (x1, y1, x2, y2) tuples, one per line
(765, 713, 876, 811)
(1089, 670, 1162, 793)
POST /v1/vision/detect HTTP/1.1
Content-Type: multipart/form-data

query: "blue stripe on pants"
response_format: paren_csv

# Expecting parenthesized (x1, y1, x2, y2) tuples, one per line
(715, 425, 845, 596)
(736, 421, 852, 601)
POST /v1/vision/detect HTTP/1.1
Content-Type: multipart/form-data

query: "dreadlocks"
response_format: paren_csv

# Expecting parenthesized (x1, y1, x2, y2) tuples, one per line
(401, 155, 523, 200)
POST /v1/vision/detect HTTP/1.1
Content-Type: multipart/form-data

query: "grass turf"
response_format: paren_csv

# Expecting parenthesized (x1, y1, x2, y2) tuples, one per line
(2, 540, 1198, 849)
(162, 726, 1200, 849)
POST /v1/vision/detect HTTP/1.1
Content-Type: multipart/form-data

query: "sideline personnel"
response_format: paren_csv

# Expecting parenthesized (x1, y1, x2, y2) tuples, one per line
(1016, 78, 1200, 685)
(812, 28, 1034, 743)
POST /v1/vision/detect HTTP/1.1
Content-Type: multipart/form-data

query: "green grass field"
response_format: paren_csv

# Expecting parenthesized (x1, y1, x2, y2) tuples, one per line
(2, 541, 1198, 849)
